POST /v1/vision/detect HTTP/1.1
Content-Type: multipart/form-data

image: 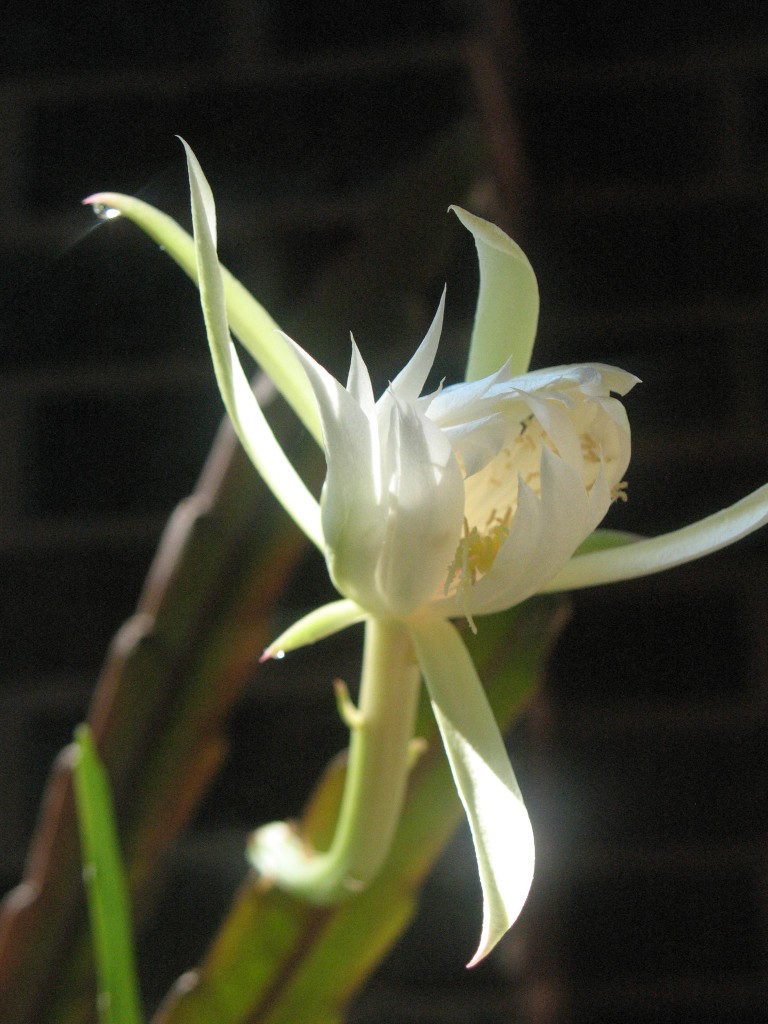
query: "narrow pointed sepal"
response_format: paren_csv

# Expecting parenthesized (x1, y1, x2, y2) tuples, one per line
(181, 140, 323, 549)
(544, 482, 768, 592)
(408, 615, 535, 966)
(83, 181, 321, 444)
(261, 599, 368, 660)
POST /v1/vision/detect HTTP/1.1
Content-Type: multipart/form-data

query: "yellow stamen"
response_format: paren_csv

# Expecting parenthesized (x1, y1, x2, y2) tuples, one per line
(580, 432, 601, 464)
(611, 480, 629, 502)
(444, 509, 513, 631)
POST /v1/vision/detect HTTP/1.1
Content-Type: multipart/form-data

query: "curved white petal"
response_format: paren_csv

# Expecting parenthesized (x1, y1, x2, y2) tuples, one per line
(285, 331, 375, 501)
(441, 412, 509, 477)
(346, 336, 376, 423)
(505, 363, 639, 398)
(284, 335, 392, 608)
(262, 599, 367, 659)
(388, 289, 446, 403)
(183, 141, 323, 549)
(542, 482, 768, 592)
(450, 450, 595, 617)
(409, 615, 535, 966)
(376, 395, 465, 614)
(425, 361, 512, 427)
(451, 206, 539, 382)
(523, 391, 584, 469)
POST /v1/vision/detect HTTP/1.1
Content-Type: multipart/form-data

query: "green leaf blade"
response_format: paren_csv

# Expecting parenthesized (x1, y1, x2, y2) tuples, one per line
(72, 725, 143, 1024)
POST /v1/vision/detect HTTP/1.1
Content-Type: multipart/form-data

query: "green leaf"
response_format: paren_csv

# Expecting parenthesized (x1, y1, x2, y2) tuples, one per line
(451, 206, 539, 382)
(72, 725, 143, 1024)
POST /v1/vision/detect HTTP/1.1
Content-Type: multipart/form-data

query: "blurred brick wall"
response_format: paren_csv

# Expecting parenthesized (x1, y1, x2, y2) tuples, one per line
(2, 2, 768, 1023)
(508, 4, 768, 1024)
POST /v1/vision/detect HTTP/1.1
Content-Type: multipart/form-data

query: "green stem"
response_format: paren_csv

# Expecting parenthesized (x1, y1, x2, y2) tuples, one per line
(249, 618, 421, 901)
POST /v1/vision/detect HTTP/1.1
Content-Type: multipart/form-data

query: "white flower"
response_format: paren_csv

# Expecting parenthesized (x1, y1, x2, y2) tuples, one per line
(85, 141, 768, 968)
(275, 292, 635, 966)
(289, 298, 637, 629)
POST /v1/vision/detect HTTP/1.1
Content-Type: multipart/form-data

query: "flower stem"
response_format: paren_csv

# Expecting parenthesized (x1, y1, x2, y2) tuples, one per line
(249, 618, 421, 901)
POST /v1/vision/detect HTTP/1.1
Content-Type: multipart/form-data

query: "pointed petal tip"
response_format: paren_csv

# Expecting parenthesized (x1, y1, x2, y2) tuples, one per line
(82, 191, 122, 208)
(259, 646, 285, 663)
(466, 824, 535, 968)
(465, 948, 485, 970)
(81, 192, 126, 221)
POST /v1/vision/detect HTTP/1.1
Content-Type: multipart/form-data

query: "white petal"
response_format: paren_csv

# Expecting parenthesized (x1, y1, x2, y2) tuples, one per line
(542, 482, 768, 592)
(441, 412, 509, 476)
(376, 395, 465, 614)
(522, 391, 584, 470)
(505, 363, 640, 397)
(285, 336, 392, 606)
(427, 361, 514, 428)
(182, 141, 323, 549)
(388, 289, 445, 403)
(409, 616, 535, 966)
(283, 335, 374, 496)
(451, 206, 539, 382)
(441, 450, 598, 618)
(346, 335, 376, 423)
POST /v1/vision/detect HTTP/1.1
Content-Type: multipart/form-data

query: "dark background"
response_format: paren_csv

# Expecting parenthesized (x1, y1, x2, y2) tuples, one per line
(1, 2, 768, 1022)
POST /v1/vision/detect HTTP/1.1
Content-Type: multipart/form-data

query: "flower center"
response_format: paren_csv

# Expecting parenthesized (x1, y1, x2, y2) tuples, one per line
(439, 399, 628, 630)
(443, 508, 512, 630)
(445, 509, 512, 590)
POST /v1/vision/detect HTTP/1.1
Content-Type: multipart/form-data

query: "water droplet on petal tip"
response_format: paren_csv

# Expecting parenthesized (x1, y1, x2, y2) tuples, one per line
(91, 202, 121, 222)
(274, 650, 285, 660)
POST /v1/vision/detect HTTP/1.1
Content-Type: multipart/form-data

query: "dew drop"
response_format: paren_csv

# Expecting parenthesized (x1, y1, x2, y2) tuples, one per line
(91, 202, 122, 221)
(274, 650, 286, 660)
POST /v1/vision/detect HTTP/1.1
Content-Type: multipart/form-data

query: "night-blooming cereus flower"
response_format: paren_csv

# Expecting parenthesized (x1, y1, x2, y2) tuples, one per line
(269, 308, 635, 966)
(84, 141, 768, 967)
(291, 310, 636, 631)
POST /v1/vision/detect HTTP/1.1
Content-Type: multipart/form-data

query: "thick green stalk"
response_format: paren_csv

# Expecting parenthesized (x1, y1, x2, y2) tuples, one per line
(250, 618, 421, 900)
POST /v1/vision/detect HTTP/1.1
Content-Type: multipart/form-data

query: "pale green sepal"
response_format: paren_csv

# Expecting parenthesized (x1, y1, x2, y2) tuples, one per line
(262, 599, 368, 660)
(82, 186, 322, 445)
(451, 206, 539, 382)
(544, 482, 768, 592)
(408, 615, 535, 967)
(181, 141, 323, 549)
